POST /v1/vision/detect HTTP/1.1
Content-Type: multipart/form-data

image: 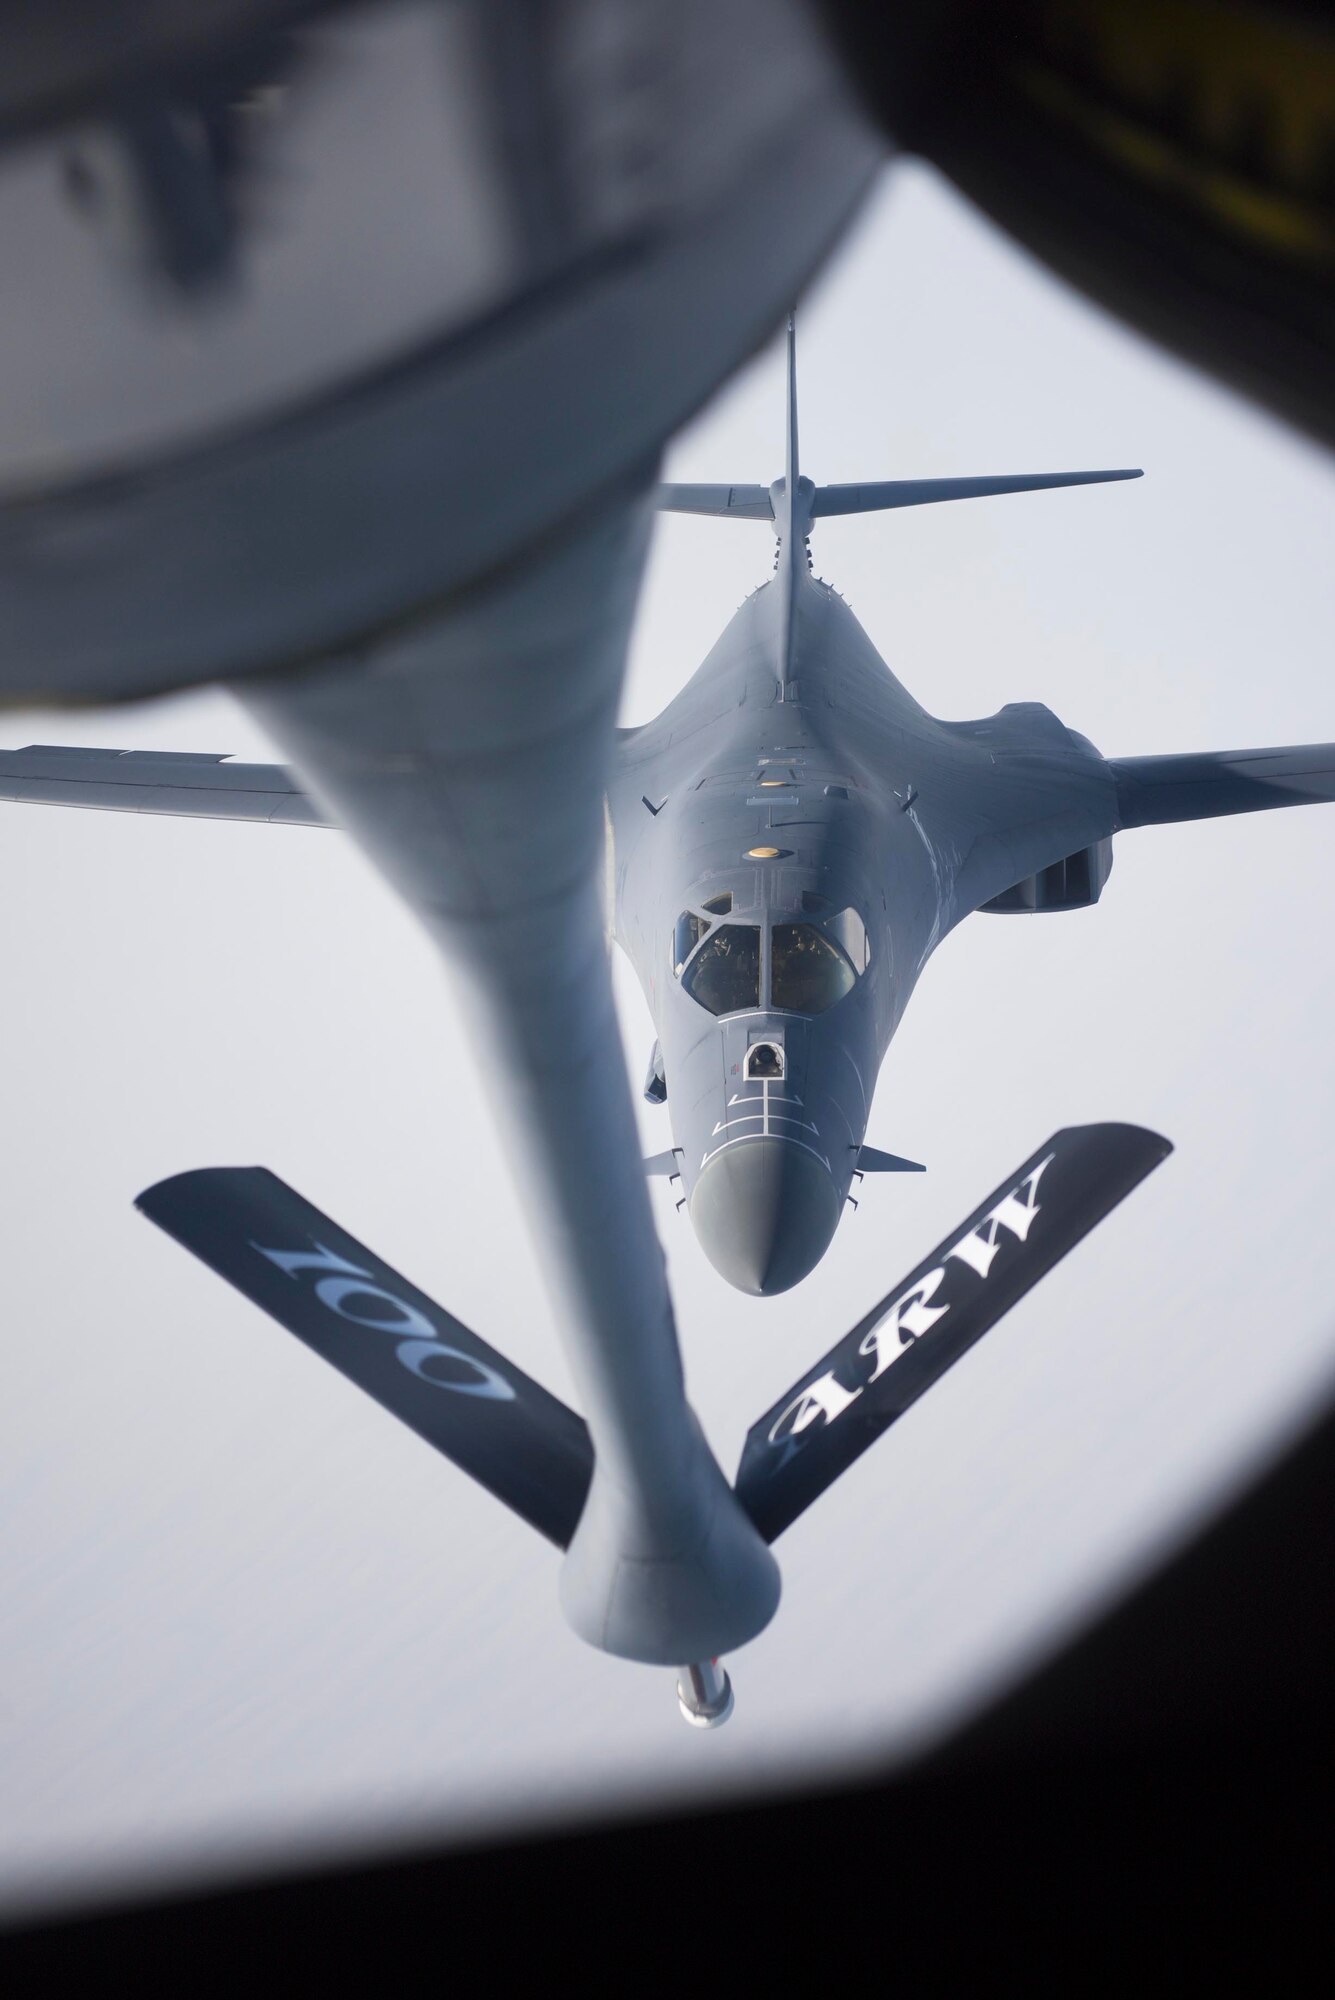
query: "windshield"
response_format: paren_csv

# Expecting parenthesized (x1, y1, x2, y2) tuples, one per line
(771, 922, 856, 1014)
(682, 926, 761, 1016)
(828, 906, 869, 973)
(673, 909, 708, 973)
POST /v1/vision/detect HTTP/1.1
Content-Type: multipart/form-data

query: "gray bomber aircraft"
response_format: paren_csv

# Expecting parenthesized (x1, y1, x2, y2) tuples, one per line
(4, 321, 1335, 1719)
(9, 326, 1335, 1312)
(616, 324, 1335, 1294)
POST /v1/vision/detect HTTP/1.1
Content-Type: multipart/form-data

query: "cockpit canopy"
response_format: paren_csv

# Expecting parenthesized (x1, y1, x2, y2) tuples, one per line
(682, 925, 761, 1015)
(673, 892, 869, 1018)
(770, 922, 854, 1014)
(672, 891, 734, 977)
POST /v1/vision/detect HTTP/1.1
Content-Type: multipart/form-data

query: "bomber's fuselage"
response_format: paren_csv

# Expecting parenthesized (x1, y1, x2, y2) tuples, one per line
(609, 556, 1118, 1293)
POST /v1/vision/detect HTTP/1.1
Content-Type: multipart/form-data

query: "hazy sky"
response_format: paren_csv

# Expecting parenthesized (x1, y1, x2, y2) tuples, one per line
(2, 161, 1333, 1917)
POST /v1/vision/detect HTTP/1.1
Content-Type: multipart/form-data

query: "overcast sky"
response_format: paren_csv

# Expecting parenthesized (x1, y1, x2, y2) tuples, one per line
(2, 161, 1333, 1918)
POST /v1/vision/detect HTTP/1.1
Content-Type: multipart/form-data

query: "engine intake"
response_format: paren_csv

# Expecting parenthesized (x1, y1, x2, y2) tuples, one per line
(980, 838, 1113, 914)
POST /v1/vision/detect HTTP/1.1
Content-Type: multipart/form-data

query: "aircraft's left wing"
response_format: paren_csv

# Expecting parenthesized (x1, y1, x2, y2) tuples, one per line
(1110, 744, 1335, 829)
(0, 745, 331, 826)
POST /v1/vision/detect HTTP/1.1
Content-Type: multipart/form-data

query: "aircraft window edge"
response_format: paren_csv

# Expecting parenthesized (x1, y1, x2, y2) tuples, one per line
(769, 920, 857, 1016)
(827, 905, 869, 974)
(673, 908, 711, 976)
(680, 923, 762, 1017)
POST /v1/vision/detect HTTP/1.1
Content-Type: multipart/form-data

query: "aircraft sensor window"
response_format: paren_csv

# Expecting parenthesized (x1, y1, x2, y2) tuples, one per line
(746, 1042, 784, 1080)
(828, 906, 869, 972)
(770, 923, 856, 1015)
(673, 910, 709, 974)
(702, 891, 733, 915)
(682, 926, 761, 1016)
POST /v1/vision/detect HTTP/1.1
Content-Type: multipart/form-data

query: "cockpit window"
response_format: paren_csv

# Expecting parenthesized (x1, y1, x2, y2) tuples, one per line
(771, 923, 856, 1014)
(828, 906, 869, 973)
(673, 910, 708, 974)
(702, 891, 733, 916)
(682, 926, 761, 1016)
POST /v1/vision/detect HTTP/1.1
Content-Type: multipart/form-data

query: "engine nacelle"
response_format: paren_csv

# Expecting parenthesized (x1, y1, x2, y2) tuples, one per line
(980, 837, 1113, 914)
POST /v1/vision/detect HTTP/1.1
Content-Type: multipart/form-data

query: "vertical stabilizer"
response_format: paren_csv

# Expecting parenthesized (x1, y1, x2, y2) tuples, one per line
(656, 306, 1139, 527)
(771, 313, 814, 553)
(769, 314, 814, 690)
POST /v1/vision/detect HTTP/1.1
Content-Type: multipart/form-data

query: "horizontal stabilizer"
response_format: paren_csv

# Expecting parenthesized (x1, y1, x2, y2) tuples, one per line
(0, 745, 331, 826)
(811, 468, 1141, 517)
(137, 1168, 592, 1547)
(656, 483, 773, 520)
(857, 1146, 925, 1174)
(735, 1122, 1170, 1542)
(1111, 744, 1335, 829)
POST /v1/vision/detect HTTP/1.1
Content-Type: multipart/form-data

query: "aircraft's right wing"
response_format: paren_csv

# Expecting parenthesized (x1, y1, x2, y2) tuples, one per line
(0, 745, 332, 826)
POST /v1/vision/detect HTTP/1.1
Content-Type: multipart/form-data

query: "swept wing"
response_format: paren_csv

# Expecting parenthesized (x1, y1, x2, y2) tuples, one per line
(1112, 744, 1335, 829)
(0, 745, 329, 826)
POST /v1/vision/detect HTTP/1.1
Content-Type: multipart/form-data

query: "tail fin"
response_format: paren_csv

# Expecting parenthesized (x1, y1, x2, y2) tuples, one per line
(735, 1123, 1170, 1543)
(137, 1167, 593, 1547)
(655, 314, 808, 532)
(656, 309, 1140, 528)
(656, 465, 1141, 523)
(811, 467, 1141, 516)
(655, 484, 773, 519)
(778, 311, 802, 551)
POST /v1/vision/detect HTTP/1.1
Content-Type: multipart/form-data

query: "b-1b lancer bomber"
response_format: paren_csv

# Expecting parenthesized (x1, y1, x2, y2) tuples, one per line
(4, 323, 1335, 1719)
(612, 322, 1335, 1293)
(6, 327, 1334, 1310)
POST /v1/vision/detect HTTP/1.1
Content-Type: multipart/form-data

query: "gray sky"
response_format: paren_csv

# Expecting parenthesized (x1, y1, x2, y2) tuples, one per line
(2, 161, 1333, 1917)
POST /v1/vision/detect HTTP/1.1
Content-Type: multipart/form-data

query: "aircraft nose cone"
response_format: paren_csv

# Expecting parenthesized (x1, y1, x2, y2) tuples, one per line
(690, 1139, 840, 1295)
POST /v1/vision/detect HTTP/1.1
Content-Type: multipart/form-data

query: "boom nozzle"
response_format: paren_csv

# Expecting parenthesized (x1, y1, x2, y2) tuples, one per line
(676, 1658, 734, 1729)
